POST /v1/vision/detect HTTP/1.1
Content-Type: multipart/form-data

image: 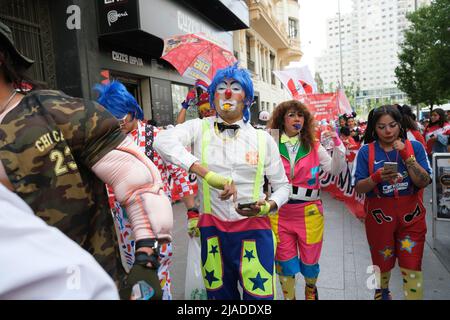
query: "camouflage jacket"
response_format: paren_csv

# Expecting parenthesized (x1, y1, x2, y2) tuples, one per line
(0, 90, 126, 284)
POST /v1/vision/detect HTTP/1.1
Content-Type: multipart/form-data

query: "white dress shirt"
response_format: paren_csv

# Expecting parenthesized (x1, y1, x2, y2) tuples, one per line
(0, 184, 119, 300)
(154, 117, 290, 222)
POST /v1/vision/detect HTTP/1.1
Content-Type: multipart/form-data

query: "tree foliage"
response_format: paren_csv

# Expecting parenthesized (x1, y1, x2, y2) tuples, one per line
(314, 72, 324, 93)
(327, 81, 359, 109)
(395, 0, 450, 107)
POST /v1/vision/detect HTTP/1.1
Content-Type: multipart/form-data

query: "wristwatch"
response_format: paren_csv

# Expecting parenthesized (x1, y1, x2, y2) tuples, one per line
(134, 239, 160, 269)
(136, 238, 159, 251)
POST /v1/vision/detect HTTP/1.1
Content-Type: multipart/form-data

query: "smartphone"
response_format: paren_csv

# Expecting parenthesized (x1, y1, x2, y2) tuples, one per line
(383, 162, 398, 173)
(237, 201, 257, 210)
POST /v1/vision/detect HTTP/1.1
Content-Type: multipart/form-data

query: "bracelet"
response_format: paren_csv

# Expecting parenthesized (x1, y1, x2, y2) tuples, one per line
(256, 201, 271, 217)
(405, 156, 416, 167)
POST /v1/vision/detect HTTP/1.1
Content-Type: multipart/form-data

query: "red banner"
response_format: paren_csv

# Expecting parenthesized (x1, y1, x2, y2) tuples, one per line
(297, 90, 353, 122)
(319, 162, 366, 219)
(297, 93, 338, 121)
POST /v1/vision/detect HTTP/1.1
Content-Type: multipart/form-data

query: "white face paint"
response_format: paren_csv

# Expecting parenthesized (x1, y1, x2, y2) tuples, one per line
(216, 80, 244, 112)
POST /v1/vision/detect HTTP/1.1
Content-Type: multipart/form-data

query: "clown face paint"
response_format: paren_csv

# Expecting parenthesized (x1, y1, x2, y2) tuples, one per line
(284, 109, 305, 137)
(215, 80, 245, 112)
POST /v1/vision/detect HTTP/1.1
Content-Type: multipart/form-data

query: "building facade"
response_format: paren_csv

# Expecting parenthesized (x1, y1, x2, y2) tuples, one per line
(233, 0, 302, 120)
(315, 0, 431, 112)
(315, 13, 355, 92)
(0, 0, 249, 125)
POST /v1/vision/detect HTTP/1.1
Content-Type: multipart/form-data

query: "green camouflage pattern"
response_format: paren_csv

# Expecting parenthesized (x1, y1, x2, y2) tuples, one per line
(0, 90, 127, 286)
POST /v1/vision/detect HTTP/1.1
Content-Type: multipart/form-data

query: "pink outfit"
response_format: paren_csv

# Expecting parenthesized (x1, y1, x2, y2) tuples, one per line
(281, 143, 321, 190)
(276, 201, 324, 265)
(274, 142, 326, 277)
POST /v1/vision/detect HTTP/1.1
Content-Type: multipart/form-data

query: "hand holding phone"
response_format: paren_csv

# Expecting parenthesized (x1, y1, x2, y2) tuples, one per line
(237, 201, 257, 210)
(383, 162, 398, 173)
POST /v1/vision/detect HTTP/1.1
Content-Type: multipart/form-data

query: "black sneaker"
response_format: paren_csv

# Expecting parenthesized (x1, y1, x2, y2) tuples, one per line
(374, 288, 392, 300)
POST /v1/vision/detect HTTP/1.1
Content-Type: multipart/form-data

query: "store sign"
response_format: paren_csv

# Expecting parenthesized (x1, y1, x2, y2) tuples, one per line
(111, 51, 144, 67)
(176, 11, 228, 49)
(98, 0, 139, 35)
(432, 154, 450, 221)
(139, 0, 233, 51)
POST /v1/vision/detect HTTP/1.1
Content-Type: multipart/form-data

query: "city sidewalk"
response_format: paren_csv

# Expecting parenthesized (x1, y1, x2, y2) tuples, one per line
(169, 188, 450, 300)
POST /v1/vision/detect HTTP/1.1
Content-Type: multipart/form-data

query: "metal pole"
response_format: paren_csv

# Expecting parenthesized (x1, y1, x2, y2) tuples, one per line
(432, 154, 437, 249)
(338, 0, 344, 88)
(414, 0, 420, 118)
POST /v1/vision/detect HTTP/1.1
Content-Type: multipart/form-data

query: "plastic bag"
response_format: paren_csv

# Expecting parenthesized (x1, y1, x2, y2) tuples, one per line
(184, 237, 207, 300)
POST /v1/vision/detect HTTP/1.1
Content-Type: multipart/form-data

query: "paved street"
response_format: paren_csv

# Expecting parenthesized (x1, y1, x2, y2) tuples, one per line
(169, 187, 450, 300)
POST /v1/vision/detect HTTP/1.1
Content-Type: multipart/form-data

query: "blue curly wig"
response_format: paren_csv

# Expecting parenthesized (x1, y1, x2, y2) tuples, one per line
(208, 63, 254, 123)
(94, 80, 144, 120)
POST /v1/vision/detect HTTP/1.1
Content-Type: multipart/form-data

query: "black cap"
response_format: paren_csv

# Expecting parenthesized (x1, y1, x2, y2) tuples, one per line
(0, 21, 34, 69)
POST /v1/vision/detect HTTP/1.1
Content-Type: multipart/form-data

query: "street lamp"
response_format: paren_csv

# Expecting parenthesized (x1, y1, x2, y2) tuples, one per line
(338, 0, 344, 89)
(414, 0, 420, 117)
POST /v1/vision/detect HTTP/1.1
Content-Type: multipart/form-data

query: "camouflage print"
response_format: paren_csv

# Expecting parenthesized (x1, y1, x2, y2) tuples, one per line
(0, 90, 127, 286)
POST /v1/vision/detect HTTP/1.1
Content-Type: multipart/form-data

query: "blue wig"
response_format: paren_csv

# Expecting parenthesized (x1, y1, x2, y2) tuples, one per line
(94, 80, 144, 120)
(208, 63, 254, 123)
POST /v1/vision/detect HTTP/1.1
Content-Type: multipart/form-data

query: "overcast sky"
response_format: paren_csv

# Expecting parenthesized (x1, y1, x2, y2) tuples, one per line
(293, 0, 353, 74)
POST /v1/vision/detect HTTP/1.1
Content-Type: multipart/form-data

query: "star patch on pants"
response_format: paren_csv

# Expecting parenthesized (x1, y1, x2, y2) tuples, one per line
(399, 236, 416, 254)
(378, 246, 395, 261)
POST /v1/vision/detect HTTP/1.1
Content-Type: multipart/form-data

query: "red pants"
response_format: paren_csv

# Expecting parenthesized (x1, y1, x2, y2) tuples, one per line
(365, 194, 426, 273)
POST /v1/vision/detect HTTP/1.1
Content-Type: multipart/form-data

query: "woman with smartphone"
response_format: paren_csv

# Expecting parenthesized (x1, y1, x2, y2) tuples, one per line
(268, 100, 346, 300)
(354, 105, 431, 300)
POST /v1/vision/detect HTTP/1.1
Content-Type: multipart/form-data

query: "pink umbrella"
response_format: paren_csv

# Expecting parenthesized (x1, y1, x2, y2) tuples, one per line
(161, 33, 237, 85)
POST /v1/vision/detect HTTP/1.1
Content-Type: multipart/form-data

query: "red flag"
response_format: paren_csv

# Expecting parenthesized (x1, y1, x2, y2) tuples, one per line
(273, 66, 318, 98)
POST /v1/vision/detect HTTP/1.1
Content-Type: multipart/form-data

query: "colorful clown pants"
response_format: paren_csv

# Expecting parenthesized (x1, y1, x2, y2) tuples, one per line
(272, 200, 324, 278)
(198, 214, 276, 300)
(364, 193, 426, 273)
(110, 200, 173, 300)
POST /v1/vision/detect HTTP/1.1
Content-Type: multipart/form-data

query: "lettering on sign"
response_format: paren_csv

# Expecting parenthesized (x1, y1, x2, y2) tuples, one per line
(177, 11, 222, 46)
(104, 0, 128, 4)
(107, 10, 128, 26)
(112, 51, 143, 67)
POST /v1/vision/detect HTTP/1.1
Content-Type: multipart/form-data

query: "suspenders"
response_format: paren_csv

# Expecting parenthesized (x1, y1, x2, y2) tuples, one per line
(200, 119, 266, 213)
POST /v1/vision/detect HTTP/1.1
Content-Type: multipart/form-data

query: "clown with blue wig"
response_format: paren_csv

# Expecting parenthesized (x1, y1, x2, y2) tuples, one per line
(94, 80, 197, 300)
(155, 64, 290, 300)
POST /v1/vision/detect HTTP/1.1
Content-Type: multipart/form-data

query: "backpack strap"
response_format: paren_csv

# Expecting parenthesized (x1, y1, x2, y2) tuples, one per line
(368, 142, 381, 197)
(145, 123, 155, 161)
(368, 142, 375, 175)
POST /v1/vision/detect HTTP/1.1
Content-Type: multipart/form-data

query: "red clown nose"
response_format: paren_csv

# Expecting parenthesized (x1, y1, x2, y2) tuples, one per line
(225, 89, 232, 99)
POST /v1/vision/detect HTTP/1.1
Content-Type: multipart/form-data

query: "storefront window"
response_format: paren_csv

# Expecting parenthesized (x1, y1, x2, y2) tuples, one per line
(0, 0, 56, 88)
(172, 83, 199, 122)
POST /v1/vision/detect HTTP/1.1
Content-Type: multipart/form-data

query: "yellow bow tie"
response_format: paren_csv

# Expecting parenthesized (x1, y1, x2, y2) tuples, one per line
(281, 134, 299, 145)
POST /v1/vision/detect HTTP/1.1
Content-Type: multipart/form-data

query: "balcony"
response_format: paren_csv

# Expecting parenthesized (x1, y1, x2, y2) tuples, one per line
(247, 0, 289, 49)
(278, 38, 302, 67)
(247, 59, 256, 72)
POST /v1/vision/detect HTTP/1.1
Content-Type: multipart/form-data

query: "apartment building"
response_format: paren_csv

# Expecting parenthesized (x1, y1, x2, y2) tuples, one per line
(233, 0, 303, 121)
(315, 0, 431, 110)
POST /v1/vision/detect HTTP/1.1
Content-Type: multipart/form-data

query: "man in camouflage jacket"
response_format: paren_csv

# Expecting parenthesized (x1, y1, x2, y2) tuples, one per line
(0, 21, 172, 297)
